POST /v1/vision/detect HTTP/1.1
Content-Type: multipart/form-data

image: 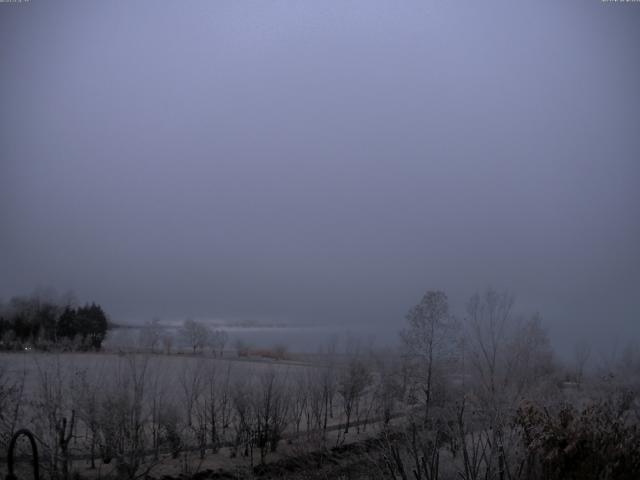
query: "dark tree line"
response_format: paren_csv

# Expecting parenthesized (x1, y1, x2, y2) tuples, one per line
(0, 294, 109, 351)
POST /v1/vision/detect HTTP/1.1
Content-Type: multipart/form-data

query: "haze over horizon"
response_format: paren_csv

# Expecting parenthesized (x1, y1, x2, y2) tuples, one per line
(2, 1, 639, 353)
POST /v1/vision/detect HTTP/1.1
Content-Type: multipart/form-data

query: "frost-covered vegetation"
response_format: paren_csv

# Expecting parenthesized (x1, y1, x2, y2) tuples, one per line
(1, 289, 639, 480)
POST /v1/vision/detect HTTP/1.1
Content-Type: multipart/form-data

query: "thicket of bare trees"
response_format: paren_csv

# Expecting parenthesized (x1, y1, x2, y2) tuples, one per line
(0, 364, 25, 454)
(178, 319, 228, 357)
(0, 288, 638, 480)
(134, 318, 229, 358)
(380, 289, 639, 480)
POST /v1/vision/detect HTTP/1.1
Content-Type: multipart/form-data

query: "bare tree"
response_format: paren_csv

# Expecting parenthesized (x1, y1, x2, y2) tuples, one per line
(252, 368, 291, 463)
(573, 341, 591, 388)
(179, 359, 205, 430)
(138, 318, 162, 353)
(465, 289, 556, 480)
(202, 361, 229, 452)
(161, 333, 174, 355)
(99, 355, 155, 480)
(453, 397, 494, 480)
(400, 290, 458, 424)
(508, 313, 555, 397)
(465, 289, 515, 480)
(230, 376, 254, 462)
(146, 359, 170, 461)
(32, 356, 76, 480)
(0, 364, 26, 453)
(207, 329, 229, 358)
(158, 401, 182, 459)
(204, 362, 225, 452)
(337, 348, 373, 434)
(290, 371, 309, 434)
(618, 341, 640, 388)
(180, 319, 210, 354)
(371, 351, 403, 426)
(72, 368, 101, 469)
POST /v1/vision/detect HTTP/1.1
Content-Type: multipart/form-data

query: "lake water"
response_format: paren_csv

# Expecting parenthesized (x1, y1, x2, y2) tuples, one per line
(104, 322, 400, 353)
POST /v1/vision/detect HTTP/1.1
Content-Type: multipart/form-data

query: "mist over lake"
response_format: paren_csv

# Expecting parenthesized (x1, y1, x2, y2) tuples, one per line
(104, 322, 396, 353)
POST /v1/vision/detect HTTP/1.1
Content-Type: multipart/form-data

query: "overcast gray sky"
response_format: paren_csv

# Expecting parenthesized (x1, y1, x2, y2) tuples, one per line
(1, 0, 639, 350)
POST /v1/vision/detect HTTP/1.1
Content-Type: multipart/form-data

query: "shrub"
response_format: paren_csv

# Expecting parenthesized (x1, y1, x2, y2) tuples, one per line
(515, 396, 640, 480)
